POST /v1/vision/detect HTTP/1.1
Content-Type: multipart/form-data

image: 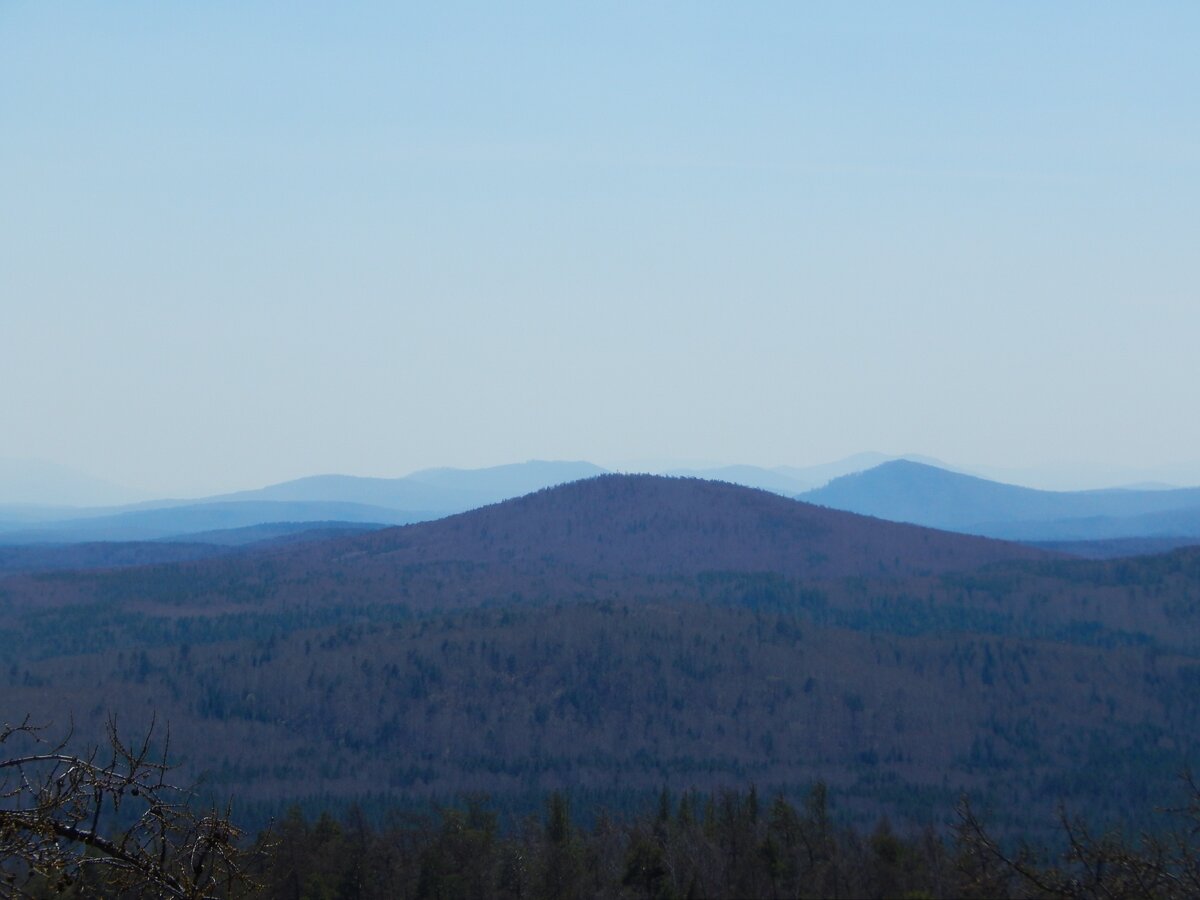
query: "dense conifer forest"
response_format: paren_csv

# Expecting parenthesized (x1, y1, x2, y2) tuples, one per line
(8, 766, 1200, 899)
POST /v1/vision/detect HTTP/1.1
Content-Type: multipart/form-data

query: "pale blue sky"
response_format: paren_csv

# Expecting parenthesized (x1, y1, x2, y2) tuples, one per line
(3, 2, 1198, 496)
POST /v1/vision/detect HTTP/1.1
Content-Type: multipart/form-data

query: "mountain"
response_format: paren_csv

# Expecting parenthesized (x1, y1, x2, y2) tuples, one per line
(15, 472, 1052, 581)
(775, 452, 959, 489)
(0, 475, 1054, 631)
(0, 458, 145, 506)
(212, 460, 608, 513)
(662, 454, 959, 495)
(0, 460, 608, 544)
(314, 474, 1051, 580)
(801, 460, 1200, 541)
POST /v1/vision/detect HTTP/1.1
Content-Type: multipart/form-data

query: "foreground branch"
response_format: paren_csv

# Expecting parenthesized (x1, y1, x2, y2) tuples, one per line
(0, 716, 255, 899)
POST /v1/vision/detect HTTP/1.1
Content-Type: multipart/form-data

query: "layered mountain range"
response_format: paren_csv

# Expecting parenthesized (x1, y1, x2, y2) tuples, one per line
(0, 461, 605, 545)
(5, 456, 1200, 554)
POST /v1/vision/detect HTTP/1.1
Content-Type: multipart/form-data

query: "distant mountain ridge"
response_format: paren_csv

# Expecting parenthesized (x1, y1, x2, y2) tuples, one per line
(0, 455, 949, 524)
(664, 453, 955, 495)
(0, 459, 145, 506)
(0, 501, 416, 544)
(0, 460, 607, 545)
(802, 460, 1200, 541)
(212, 459, 607, 511)
(10, 455, 1200, 549)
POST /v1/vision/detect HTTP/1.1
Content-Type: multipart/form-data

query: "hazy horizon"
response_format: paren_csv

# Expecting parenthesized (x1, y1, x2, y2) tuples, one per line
(6, 451, 1200, 508)
(4, 3, 1197, 498)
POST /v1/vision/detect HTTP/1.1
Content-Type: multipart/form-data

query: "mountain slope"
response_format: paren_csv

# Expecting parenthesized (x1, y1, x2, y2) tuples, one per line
(801, 460, 1200, 538)
(0, 475, 1054, 621)
(7, 587, 1199, 830)
(309, 474, 1052, 580)
(775, 452, 960, 490)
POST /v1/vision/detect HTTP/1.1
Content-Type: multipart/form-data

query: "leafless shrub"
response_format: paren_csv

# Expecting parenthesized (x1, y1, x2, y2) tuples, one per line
(1, 715, 255, 899)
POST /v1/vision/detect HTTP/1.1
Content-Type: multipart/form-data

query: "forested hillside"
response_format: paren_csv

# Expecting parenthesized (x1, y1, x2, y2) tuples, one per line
(3, 476, 1198, 841)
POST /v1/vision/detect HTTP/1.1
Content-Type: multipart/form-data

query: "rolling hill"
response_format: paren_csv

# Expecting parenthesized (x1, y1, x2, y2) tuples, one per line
(315, 474, 1053, 579)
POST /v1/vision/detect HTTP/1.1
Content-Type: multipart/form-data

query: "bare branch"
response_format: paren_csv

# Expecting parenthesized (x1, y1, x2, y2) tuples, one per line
(1, 715, 257, 899)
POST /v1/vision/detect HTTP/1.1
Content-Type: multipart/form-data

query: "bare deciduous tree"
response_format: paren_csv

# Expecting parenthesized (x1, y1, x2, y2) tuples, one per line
(1, 715, 254, 899)
(955, 777, 1200, 900)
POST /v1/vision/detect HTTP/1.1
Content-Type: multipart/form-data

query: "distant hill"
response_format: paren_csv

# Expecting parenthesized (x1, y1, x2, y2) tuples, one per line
(0, 458, 145, 506)
(664, 454, 958, 495)
(0, 500, 420, 544)
(212, 460, 608, 513)
(774, 452, 960, 490)
(801, 460, 1200, 540)
(0, 460, 606, 544)
(301, 474, 1052, 581)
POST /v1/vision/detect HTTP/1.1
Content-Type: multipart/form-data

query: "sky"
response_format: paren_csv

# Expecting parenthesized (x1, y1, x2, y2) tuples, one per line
(3, 2, 1198, 497)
